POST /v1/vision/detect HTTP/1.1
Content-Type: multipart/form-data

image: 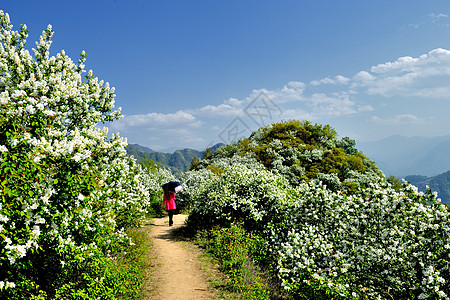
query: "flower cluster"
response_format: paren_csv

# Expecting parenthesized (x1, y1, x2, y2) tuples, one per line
(270, 180, 450, 299)
(185, 160, 290, 232)
(139, 162, 174, 196)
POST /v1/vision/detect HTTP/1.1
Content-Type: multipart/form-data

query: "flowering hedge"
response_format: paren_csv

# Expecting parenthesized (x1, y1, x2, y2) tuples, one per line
(184, 130, 450, 299)
(177, 168, 216, 211)
(270, 181, 449, 299)
(185, 161, 290, 231)
(0, 11, 148, 298)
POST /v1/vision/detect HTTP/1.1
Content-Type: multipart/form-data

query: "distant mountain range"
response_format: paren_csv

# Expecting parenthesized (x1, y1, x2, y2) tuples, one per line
(405, 171, 450, 204)
(128, 135, 450, 178)
(126, 143, 224, 175)
(357, 134, 450, 178)
(356, 134, 450, 204)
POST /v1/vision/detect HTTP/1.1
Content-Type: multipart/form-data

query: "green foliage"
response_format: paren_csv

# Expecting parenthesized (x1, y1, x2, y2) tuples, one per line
(206, 164, 224, 175)
(195, 120, 383, 192)
(125, 144, 154, 162)
(203, 147, 214, 160)
(196, 224, 271, 299)
(387, 175, 403, 191)
(190, 156, 201, 170)
(51, 228, 150, 300)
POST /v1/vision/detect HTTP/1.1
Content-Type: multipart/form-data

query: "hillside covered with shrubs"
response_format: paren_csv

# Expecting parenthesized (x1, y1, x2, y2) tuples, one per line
(191, 120, 383, 191)
(181, 120, 450, 299)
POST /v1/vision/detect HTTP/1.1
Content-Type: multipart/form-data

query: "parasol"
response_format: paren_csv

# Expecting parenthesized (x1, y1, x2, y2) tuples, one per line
(162, 181, 183, 193)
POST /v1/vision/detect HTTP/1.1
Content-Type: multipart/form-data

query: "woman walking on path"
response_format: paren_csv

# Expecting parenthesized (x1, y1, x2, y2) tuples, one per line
(162, 181, 183, 226)
(162, 190, 177, 226)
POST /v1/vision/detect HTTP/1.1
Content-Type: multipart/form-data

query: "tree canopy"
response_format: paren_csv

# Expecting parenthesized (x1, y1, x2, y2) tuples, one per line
(193, 120, 383, 191)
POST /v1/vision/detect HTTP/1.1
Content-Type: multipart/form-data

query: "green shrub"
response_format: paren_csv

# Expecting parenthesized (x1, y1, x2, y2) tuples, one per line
(195, 120, 383, 192)
(196, 224, 271, 299)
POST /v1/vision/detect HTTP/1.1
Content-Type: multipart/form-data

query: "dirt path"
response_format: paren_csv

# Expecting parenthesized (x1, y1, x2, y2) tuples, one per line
(147, 214, 215, 300)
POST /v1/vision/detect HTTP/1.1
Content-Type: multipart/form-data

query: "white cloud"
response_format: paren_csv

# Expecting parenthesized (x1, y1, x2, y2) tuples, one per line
(310, 75, 350, 86)
(307, 93, 373, 116)
(191, 74, 369, 122)
(108, 111, 206, 151)
(353, 48, 450, 97)
(408, 13, 448, 29)
(190, 82, 305, 119)
(112, 48, 450, 150)
(371, 114, 428, 125)
(336, 75, 351, 84)
(196, 103, 244, 117)
(370, 49, 450, 75)
(351, 71, 376, 89)
(310, 77, 334, 86)
(200, 48, 450, 125)
(287, 81, 306, 89)
(279, 108, 314, 120)
(110, 110, 201, 131)
(353, 70, 375, 81)
(429, 13, 448, 23)
(409, 23, 422, 29)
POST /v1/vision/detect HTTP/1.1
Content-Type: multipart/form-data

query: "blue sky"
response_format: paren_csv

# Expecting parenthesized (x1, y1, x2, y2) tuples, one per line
(5, 0, 450, 151)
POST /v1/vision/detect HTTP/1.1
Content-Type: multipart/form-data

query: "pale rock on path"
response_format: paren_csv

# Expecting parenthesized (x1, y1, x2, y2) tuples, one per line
(147, 214, 214, 300)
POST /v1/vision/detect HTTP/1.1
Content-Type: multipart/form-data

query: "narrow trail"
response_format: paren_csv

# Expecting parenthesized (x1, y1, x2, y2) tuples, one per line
(147, 214, 215, 300)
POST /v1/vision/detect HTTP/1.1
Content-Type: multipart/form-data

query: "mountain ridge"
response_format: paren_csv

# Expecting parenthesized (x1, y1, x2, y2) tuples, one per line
(357, 134, 450, 177)
(126, 143, 224, 175)
(405, 170, 450, 204)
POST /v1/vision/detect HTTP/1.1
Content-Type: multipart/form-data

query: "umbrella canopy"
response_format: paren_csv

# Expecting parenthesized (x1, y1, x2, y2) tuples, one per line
(162, 181, 183, 193)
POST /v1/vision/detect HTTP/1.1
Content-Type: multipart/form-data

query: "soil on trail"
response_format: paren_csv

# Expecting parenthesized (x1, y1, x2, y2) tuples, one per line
(147, 214, 215, 300)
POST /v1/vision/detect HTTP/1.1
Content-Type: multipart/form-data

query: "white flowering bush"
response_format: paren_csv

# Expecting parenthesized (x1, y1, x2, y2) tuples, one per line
(140, 163, 173, 197)
(270, 181, 450, 299)
(200, 120, 383, 192)
(0, 11, 148, 298)
(177, 167, 216, 211)
(187, 165, 450, 298)
(185, 120, 450, 299)
(186, 162, 290, 231)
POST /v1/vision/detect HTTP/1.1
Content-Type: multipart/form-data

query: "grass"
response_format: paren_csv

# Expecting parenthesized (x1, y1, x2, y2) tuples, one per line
(172, 227, 243, 299)
(173, 223, 286, 300)
(125, 225, 157, 300)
